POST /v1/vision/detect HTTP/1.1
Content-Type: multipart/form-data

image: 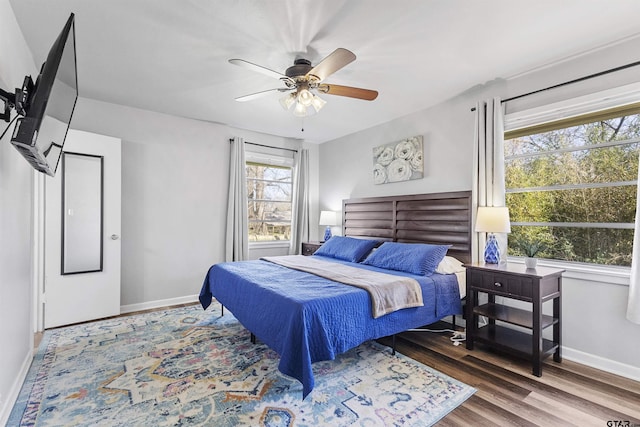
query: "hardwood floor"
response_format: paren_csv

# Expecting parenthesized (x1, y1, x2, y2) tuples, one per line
(35, 306, 640, 426)
(381, 325, 640, 426)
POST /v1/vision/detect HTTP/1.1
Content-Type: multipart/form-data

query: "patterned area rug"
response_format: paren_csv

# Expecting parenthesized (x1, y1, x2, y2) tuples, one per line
(9, 304, 475, 426)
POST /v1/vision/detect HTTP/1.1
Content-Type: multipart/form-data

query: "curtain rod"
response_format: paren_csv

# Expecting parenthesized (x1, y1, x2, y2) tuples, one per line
(228, 138, 298, 153)
(470, 59, 640, 112)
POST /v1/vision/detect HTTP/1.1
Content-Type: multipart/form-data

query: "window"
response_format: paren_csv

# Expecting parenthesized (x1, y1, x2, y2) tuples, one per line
(504, 105, 640, 266)
(246, 159, 293, 243)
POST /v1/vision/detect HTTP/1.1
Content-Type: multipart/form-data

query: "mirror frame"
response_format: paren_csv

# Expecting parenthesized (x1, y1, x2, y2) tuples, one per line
(61, 151, 104, 275)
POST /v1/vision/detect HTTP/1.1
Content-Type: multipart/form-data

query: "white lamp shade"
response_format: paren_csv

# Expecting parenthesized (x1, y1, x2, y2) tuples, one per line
(310, 94, 326, 113)
(319, 210, 338, 226)
(475, 206, 511, 233)
(279, 93, 295, 110)
(297, 89, 314, 106)
(293, 101, 307, 117)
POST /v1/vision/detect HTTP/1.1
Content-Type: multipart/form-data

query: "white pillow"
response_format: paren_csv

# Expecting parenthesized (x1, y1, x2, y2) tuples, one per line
(435, 256, 465, 274)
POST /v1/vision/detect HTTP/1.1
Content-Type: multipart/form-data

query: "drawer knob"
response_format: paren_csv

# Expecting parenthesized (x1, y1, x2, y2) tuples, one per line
(494, 282, 503, 287)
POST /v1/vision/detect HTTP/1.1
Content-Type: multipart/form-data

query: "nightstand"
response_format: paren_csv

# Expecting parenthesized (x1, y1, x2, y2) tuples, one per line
(465, 262, 564, 376)
(301, 241, 323, 256)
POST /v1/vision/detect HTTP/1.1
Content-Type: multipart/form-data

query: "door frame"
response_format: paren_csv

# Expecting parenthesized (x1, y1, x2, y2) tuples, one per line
(33, 171, 46, 333)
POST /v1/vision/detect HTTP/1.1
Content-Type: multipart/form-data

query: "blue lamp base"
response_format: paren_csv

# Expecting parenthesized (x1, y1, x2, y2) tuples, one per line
(484, 233, 500, 264)
(323, 226, 332, 242)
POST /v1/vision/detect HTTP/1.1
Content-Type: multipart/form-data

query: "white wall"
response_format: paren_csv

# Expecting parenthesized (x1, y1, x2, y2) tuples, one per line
(319, 93, 477, 212)
(0, 0, 38, 422)
(318, 36, 640, 379)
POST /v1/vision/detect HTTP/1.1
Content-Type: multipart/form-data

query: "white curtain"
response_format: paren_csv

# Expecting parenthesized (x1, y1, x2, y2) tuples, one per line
(472, 97, 507, 263)
(627, 154, 640, 324)
(225, 137, 248, 262)
(289, 149, 310, 254)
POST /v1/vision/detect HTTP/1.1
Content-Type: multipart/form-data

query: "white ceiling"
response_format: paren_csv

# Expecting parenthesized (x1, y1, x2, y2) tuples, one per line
(8, 0, 640, 143)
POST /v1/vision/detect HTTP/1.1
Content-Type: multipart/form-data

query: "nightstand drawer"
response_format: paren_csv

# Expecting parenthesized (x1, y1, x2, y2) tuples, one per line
(301, 242, 322, 256)
(469, 270, 533, 300)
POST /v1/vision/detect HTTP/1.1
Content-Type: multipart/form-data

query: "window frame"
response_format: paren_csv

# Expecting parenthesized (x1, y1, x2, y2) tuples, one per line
(503, 87, 640, 273)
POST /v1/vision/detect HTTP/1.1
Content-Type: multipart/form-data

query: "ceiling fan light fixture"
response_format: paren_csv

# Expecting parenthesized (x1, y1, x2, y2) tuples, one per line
(279, 93, 296, 110)
(311, 94, 326, 113)
(293, 101, 308, 117)
(297, 88, 314, 107)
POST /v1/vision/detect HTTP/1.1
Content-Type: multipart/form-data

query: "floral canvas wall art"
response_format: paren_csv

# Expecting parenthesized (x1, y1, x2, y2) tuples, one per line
(372, 135, 423, 184)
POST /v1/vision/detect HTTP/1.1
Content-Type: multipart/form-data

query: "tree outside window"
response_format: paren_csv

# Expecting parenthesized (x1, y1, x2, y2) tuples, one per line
(246, 162, 292, 242)
(505, 110, 640, 266)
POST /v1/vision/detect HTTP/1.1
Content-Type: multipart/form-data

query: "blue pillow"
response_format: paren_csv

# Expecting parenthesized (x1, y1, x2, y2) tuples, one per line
(362, 242, 450, 276)
(313, 236, 379, 263)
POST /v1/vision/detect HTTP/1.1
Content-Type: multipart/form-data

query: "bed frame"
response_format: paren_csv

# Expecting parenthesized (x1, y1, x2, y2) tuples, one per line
(342, 190, 472, 263)
(343, 190, 472, 348)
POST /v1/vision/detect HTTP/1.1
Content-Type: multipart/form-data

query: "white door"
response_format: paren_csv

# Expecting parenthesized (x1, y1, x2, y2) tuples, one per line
(44, 129, 121, 328)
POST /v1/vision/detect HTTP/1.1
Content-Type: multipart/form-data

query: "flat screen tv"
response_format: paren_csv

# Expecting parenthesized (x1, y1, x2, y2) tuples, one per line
(10, 13, 77, 177)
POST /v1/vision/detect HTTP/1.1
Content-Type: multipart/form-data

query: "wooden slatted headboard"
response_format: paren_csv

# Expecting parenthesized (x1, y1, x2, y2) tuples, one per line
(342, 191, 472, 264)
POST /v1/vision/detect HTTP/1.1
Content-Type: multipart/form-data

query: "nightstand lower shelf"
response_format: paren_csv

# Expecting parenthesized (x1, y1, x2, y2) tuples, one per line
(473, 303, 558, 330)
(474, 324, 559, 360)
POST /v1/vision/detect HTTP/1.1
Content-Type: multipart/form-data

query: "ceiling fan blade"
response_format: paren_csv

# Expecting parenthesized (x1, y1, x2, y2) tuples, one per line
(229, 58, 287, 80)
(307, 48, 356, 81)
(318, 84, 378, 101)
(235, 88, 290, 102)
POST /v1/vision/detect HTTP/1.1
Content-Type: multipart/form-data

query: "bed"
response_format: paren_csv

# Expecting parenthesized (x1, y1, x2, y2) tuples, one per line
(199, 191, 472, 398)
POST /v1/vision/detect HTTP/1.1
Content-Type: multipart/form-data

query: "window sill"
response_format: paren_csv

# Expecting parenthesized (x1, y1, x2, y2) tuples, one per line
(249, 241, 291, 249)
(507, 257, 630, 286)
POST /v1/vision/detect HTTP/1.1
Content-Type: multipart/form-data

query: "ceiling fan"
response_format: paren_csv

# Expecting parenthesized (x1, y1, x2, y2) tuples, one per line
(229, 48, 378, 117)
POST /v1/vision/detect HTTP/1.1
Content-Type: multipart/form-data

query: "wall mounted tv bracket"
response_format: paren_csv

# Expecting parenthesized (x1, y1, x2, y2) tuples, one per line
(0, 76, 34, 122)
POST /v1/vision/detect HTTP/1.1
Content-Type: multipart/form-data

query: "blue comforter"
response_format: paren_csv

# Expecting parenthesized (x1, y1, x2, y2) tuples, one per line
(199, 255, 461, 398)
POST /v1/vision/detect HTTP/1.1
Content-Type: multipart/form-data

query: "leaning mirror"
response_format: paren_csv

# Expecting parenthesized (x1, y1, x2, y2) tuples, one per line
(61, 152, 103, 274)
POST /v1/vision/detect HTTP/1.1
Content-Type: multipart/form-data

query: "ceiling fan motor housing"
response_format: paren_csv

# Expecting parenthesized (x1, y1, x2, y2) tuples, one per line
(285, 58, 313, 78)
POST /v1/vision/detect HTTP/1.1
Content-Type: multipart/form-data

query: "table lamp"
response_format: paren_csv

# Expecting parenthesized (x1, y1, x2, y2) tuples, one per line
(475, 206, 511, 264)
(319, 210, 338, 242)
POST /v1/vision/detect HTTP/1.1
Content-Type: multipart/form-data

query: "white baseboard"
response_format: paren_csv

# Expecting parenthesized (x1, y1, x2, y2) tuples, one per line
(562, 346, 640, 382)
(0, 349, 33, 427)
(119, 294, 199, 314)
